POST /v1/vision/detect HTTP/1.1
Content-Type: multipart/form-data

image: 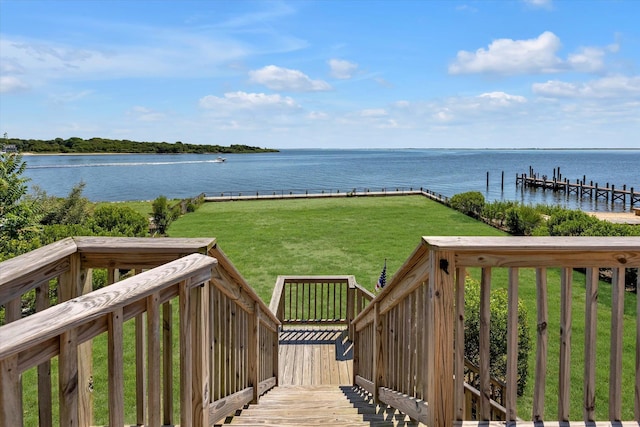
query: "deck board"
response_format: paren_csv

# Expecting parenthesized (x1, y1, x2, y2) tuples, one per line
(278, 327, 353, 386)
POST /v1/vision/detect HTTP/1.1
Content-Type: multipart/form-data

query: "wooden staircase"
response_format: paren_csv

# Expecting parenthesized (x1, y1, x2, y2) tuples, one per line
(218, 385, 423, 426)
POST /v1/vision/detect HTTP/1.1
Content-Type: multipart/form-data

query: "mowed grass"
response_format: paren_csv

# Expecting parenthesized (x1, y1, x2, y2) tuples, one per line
(167, 196, 505, 301)
(169, 196, 637, 420)
(20, 196, 637, 423)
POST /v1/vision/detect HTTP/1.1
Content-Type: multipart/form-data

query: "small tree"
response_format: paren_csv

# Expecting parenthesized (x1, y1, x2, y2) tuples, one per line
(0, 153, 41, 257)
(152, 195, 171, 234)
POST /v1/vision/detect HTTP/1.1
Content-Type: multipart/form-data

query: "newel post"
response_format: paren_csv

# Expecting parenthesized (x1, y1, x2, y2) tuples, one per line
(427, 249, 455, 427)
(58, 252, 93, 426)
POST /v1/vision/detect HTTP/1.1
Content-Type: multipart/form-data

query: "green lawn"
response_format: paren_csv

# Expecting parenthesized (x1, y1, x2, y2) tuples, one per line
(20, 196, 637, 423)
(169, 196, 637, 420)
(168, 196, 505, 302)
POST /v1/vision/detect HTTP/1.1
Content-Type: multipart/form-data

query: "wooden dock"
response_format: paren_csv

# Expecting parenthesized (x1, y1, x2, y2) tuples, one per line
(516, 170, 639, 208)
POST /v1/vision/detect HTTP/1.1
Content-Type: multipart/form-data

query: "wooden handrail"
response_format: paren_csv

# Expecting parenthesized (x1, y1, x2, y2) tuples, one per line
(351, 236, 640, 426)
(0, 237, 280, 427)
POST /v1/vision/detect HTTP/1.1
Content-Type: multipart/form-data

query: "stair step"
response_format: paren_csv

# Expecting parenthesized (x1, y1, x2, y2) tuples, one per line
(217, 385, 422, 427)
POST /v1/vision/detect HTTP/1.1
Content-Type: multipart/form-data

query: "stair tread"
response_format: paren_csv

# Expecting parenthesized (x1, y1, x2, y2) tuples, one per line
(218, 385, 422, 427)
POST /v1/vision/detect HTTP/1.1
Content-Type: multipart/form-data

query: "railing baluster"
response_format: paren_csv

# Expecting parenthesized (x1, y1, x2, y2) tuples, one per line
(479, 267, 492, 421)
(163, 300, 173, 425)
(533, 267, 548, 421)
(584, 267, 598, 421)
(0, 355, 21, 426)
(179, 280, 193, 427)
(108, 307, 124, 427)
(506, 267, 519, 421)
(610, 267, 625, 420)
(147, 292, 161, 427)
(192, 279, 210, 427)
(59, 329, 79, 427)
(36, 282, 53, 427)
(455, 268, 466, 420)
(559, 267, 573, 421)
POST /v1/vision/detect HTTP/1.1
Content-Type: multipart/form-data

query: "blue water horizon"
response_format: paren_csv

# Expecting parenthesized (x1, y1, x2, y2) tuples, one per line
(22, 148, 640, 212)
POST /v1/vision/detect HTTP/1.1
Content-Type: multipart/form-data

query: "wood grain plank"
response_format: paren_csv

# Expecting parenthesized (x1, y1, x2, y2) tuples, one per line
(108, 307, 124, 427)
(455, 268, 466, 421)
(147, 292, 161, 427)
(179, 280, 193, 427)
(479, 267, 492, 421)
(0, 254, 216, 361)
(506, 267, 519, 421)
(609, 267, 624, 420)
(559, 267, 573, 421)
(584, 267, 598, 421)
(427, 249, 455, 427)
(533, 267, 548, 421)
(0, 355, 22, 427)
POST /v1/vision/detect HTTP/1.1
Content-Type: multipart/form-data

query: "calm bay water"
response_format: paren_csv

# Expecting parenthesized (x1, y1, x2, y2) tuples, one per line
(22, 149, 640, 212)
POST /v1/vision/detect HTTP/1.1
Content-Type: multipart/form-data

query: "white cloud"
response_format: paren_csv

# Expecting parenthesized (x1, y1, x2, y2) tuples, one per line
(0, 76, 30, 93)
(199, 91, 299, 110)
(532, 75, 640, 99)
(449, 32, 621, 76)
(249, 65, 332, 92)
(328, 59, 358, 79)
(478, 91, 527, 106)
(449, 31, 562, 75)
(567, 47, 606, 73)
(523, 0, 553, 8)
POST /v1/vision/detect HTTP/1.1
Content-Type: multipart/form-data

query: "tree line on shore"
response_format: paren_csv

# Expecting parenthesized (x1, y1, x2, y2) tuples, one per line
(4, 136, 278, 154)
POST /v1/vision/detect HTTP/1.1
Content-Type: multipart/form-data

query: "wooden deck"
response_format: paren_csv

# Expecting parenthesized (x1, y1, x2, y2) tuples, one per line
(278, 326, 353, 385)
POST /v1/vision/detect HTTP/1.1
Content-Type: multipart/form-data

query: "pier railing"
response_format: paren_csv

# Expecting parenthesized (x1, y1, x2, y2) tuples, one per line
(0, 237, 279, 426)
(205, 187, 450, 205)
(351, 236, 640, 426)
(516, 172, 639, 209)
(269, 276, 373, 333)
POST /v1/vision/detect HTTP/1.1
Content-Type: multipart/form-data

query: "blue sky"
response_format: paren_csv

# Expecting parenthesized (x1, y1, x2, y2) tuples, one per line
(1, 0, 639, 149)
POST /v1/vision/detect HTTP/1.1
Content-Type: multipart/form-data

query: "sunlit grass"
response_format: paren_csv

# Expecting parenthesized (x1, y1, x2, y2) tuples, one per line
(19, 196, 637, 423)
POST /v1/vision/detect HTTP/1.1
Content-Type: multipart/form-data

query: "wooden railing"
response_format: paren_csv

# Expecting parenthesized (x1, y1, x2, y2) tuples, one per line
(269, 276, 373, 332)
(351, 236, 640, 426)
(0, 237, 279, 427)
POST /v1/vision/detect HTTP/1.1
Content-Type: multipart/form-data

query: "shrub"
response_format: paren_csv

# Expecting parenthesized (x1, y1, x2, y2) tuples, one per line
(152, 195, 172, 235)
(92, 204, 148, 236)
(505, 205, 542, 235)
(450, 191, 485, 218)
(464, 275, 531, 396)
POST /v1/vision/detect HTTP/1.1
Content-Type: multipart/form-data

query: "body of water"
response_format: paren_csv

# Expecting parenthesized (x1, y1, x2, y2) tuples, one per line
(22, 149, 640, 211)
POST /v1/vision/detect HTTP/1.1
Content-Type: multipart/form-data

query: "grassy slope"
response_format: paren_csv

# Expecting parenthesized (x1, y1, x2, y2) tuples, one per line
(168, 196, 505, 302)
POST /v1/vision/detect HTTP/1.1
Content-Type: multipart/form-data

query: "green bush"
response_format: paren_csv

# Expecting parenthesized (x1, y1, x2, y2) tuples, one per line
(450, 191, 485, 218)
(92, 204, 148, 236)
(505, 205, 542, 235)
(464, 275, 531, 396)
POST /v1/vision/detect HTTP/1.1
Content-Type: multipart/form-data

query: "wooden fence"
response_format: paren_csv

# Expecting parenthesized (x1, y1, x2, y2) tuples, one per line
(352, 236, 640, 427)
(0, 237, 279, 427)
